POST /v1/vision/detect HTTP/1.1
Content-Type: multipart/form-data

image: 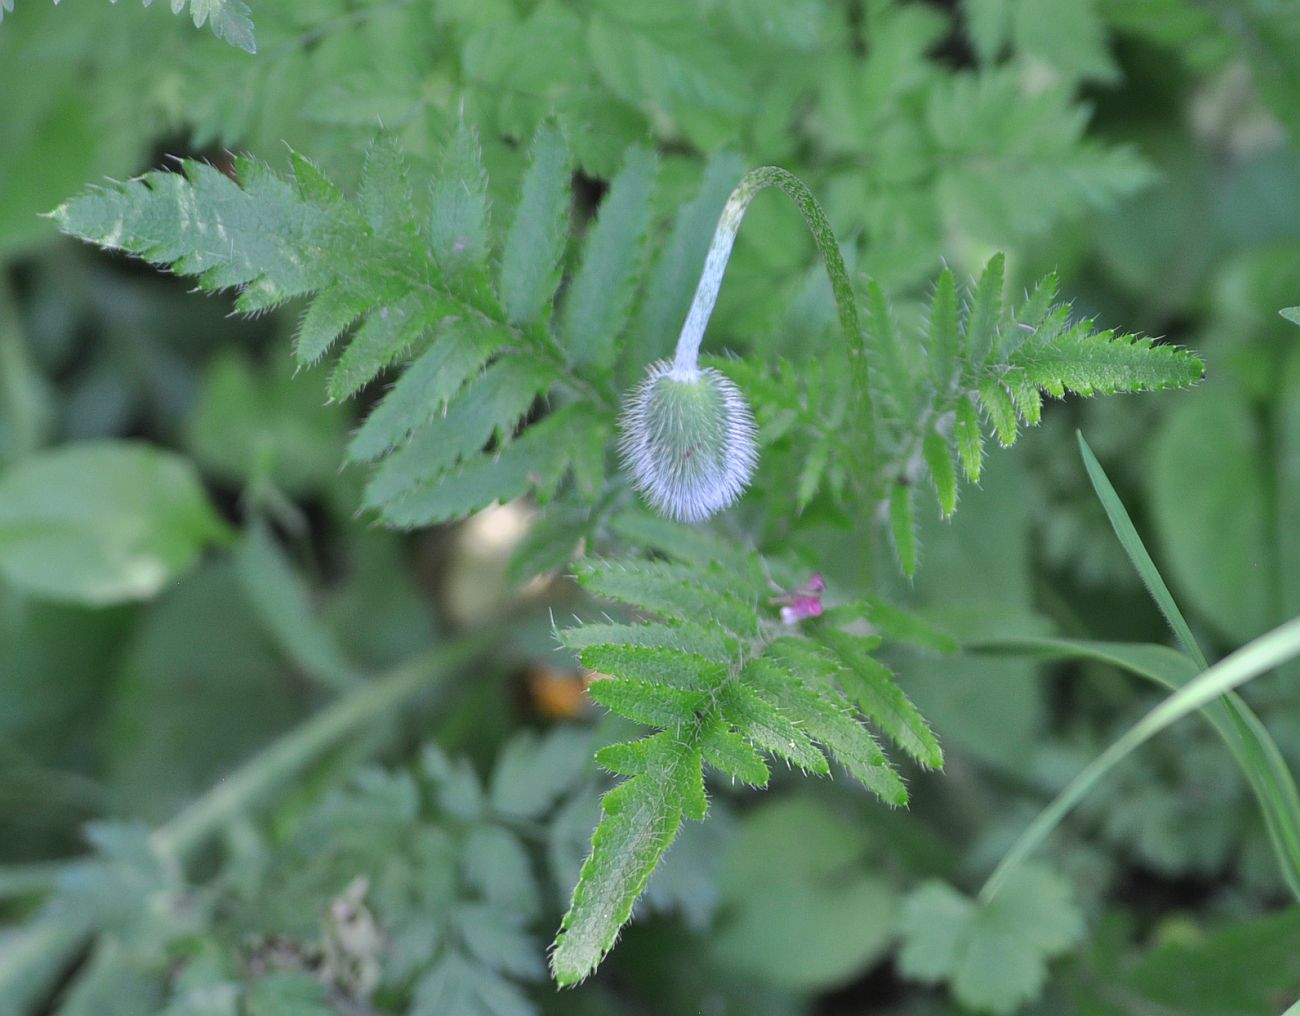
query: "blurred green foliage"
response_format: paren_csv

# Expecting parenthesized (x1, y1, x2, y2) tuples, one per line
(2, 0, 1300, 1013)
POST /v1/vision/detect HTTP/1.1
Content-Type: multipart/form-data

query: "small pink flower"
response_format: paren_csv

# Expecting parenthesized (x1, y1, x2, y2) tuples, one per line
(774, 573, 826, 625)
(780, 595, 824, 625)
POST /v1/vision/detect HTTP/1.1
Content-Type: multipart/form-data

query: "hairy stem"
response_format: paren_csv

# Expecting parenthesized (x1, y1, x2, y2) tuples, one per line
(672, 167, 876, 473)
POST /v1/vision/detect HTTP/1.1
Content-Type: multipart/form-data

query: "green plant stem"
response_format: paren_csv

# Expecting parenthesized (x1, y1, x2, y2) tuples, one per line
(151, 635, 487, 860)
(970, 635, 1300, 900)
(674, 166, 875, 482)
(0, 634, 490, 1011)
(980, 615, 1300, 902)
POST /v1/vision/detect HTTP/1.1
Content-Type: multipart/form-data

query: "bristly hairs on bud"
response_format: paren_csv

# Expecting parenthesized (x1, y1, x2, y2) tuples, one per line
(618, 167, 874, 523)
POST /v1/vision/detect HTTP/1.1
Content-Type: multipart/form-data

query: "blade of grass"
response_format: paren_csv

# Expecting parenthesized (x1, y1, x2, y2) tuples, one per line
(969, 636, 1300, 899)
(1074, 432, 1300, 897)
(980, 615, 1300, 901)
(1077, 431, 1207, 668)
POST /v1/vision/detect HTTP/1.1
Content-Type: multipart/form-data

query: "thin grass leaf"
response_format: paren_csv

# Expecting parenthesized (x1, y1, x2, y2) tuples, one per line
(1077, 431, 1207, 667)
(967, 635, 1300, 900)
(981, 616, 1300, 901)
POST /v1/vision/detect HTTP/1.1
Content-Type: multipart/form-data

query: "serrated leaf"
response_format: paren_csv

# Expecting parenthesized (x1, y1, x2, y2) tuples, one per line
(865, 279, 916, 424)
(577, 644, 728, 692)
(796, 437, 832, 512)
(455, 903, 545, 981)
(431, 120, 490, 269)
(575, 559, 757, 637)
(889, 482, 918, 577)
(293, 285, 370, 367)
(347, 324, 503, 463)
(327, 292, 448, 402)
(587, 677, 707, 728)
(700, 722, 770, 787)
(744, 658, 906, 804)
(1002, 271, 1058, 360)
(358, 137, 415, 237)
(551, 733, 702, 984)
(364, 356, 550, 507)
(898, 865, 1084, 1015)
(501, 124, 571, 326)
(1009, 331, 1204, 397)
(52, 160, 333, 306)
(1006, 373, 1043, 425)
(928, 268, 959, 392)
(718, 683, 829, 774)
(965, 252, 1004, 365)
(489, 728, 593, 821)
(922, 430, 957, 517)
(151, 0, 256, 52)
(954, 394, 984, 482)
(562, 145, 658, 370)
(377, 405, 587, 527)
(817, 631, 943, 769)
(461, 825, 542, 919)
(978, 378, 1018, 446)
(562, 621, 736, 663)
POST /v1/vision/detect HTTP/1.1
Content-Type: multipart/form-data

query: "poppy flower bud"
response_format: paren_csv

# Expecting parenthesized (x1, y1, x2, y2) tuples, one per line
(618, 361, 757, 523)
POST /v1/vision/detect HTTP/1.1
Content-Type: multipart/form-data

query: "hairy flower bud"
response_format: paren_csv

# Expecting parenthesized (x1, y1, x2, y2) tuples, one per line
(619, 361, 758, 523)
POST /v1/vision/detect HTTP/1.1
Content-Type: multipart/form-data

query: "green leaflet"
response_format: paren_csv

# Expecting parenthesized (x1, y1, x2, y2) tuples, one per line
(928, 268, 960, 393)
(922, 429, 957, 517)
(964, 251, 1004, 365)
(363, 356, 551, 509)
(889, 482, 918, 577)
(551, 733, 703, 985)
(430, 120, 491, 270)
(899, 864, 1084, 1015)
(347, 324, 503, 463)
(379, 404, 604, 528)
(574, 558, 757, 637)
(500, 124, 572, 326)
(815, 630, 944, 769)
(561, 145, 658, 371)
(326, 291, 448, 402)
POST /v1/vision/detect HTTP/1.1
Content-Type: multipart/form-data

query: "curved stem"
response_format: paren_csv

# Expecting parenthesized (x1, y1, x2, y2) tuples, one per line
(672, 167, 875, 471)
(0, 633, 492, 1010)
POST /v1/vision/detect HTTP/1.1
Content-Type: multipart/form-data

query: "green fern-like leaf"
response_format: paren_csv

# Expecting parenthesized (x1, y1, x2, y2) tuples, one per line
(52, 137, 628, 527)
(552, 533, 934, 982)
(873, 253, 1203, 545)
